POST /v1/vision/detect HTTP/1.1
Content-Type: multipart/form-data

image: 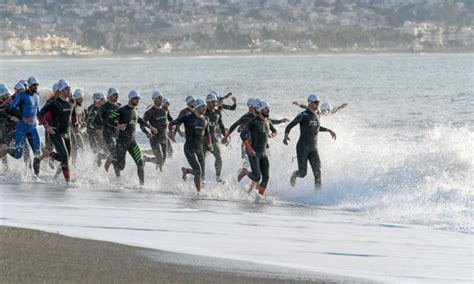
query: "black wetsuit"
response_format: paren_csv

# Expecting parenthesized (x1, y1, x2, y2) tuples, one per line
(141, 106, 173, 170)
(38, 98, 74, 181)
(270, 118, 287, 125)
(174, 107, 193, 136)
(204, 107, 226, 179)
(0, 98, 16, 145)
(95, 101, 121, 162)
(0, 98, 16, 168)
(218, 103, 236, 111)
(86, 104, 105, 165)
(170, 113, 210, 183)
(240, 116, 276, 189)
(285, 110, 328, 187)
(228, 112, 255, 167)
(41, 98, 57, 152)
(106, 105, 151, 185)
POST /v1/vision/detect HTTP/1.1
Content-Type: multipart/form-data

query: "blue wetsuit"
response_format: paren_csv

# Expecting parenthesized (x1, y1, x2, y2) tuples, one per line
(7, 90, 41, 158)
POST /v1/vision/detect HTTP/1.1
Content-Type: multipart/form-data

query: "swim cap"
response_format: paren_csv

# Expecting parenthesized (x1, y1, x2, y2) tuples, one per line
(195, 98, 206, 108)
(206, 93, 218, 102)
(128, 90, 140, 100)
(27, 76, 39, 85)
(0, 84, 10, 96)
(107, 87, 119, 98)
(93, 92, 105, 100)
(185, 95, 196, 104)
(152, 91, 163, 100)
(256, 100, 269, 112)
(72, 89, 84, 99)
(320, 102, 331, 112)
(307, 94, 320, 103)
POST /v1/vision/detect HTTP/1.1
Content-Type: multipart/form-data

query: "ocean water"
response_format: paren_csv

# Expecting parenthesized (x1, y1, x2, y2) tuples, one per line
(0, 54, 473, 282)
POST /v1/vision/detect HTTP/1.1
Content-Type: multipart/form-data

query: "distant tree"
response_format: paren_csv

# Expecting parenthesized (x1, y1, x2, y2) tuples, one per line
(82, 27, 106, 49)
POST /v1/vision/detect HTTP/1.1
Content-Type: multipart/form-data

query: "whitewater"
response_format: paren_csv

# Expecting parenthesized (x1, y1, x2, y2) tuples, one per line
(0, 53, 472, 282)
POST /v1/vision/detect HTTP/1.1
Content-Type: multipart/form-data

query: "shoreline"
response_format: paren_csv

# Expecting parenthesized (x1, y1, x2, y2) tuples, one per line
(0, 225, 369, 283)
(0, 49, 472, 60)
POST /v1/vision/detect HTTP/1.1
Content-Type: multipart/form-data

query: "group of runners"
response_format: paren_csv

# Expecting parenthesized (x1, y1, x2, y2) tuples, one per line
(0, 76, 346, 202)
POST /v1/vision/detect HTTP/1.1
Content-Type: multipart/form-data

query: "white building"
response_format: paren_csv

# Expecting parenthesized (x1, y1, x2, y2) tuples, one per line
(414, 22, 444, 49)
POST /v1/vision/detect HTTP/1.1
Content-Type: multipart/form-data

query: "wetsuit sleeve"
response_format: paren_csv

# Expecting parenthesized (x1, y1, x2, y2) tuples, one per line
(106, 109, 120, 128)
(38, 100, 55, 122)
(240, 119, 254, 141)
(319, 126, 328, 132)
(218, 112, 226, 135)
(222, 104, 236, 110)
(138, 117, 149, 128)
(285, 113, 303, 134)
(299, 104, 308, 110)
(140, 111, 150, 135)
(170, 114, 187, 126)
(94, 107, 105, 130)
(331, 104, 346, 114)
(167, 111, 173, 122)
(270, 118, 286, 125)
(205, 119, 212, 145)
(269, 121, 277, 133)
(227, 116, 244, 135)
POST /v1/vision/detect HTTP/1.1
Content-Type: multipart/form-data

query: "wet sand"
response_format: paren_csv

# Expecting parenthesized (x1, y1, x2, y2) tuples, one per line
(0, 226, 363, 283)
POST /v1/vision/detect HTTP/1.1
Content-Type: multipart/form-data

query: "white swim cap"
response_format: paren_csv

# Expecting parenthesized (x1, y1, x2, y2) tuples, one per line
(195, 98, 206, 108)
(72, 89, 84, 99)
(152, 91, 163, 101)
(93, 92, 105, 100)
(57, 79, 70, 91)
(256, 100, 269, 112)
(107, 87, 119, 98)
(206, 93, 218, 102)
(128, 90, 141, 100)
(186, 95, 196, 104)
(27, 76, 39, 85)
(0, 84, 10, 96)
(307, 94, 320, 103)
(320, 102, 332, 112)
(15, 82, 25, 92)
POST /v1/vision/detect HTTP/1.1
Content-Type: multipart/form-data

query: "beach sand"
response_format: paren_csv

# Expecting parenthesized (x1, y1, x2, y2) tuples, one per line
(0, 226, 361, 283)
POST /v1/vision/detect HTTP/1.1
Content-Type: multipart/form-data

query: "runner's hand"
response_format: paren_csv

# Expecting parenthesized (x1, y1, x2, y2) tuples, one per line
(221, 137, 229, 146)
(283, 135, 290, 145)
(247, 147, 256, 157)
(22, 118, 34, 124)
(150, 127, 158, 135)
(168, 133, 176, 142)
(46, 126, 56, 135)
(117, 124, 126, 131)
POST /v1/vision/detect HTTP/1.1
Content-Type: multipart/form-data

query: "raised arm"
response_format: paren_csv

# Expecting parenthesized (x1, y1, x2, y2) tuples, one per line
(331, 103, 348, 114)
